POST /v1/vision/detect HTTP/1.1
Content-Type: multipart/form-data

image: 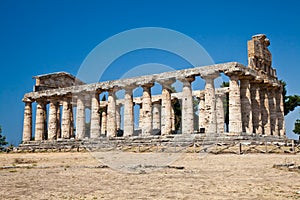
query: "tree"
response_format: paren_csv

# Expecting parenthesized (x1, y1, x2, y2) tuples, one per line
(281, 80, 300, 116)
(0, 126, 8, 151)
(293, 119, 300, 135)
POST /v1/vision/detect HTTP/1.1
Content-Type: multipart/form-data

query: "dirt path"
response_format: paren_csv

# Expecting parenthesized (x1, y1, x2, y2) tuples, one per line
(0, 152, 300, 199)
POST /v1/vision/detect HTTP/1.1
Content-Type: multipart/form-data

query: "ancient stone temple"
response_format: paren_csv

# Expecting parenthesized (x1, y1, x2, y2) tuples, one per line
(21, 34, 285, 144)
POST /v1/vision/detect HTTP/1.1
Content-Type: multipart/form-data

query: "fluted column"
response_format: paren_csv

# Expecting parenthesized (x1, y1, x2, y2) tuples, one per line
(159, 79, 175, 135)
(56, 102, 61, 139)
(76, 95, 85, 139)
(260, 85, 271, 135)
(171, 106, 175, 132)
(61, 98, 71, 139)
(101, 106, 107, 135)
(229, 75, 242, 133)
(152, 101, 161, 130)
(198, 93, 205, 132)
(22, 100, 32, 142)
(116, 104, 121, 130)
(70, 106, 74, 138)
(276, 86, 285, 136)
(124, 88, 134, 136)
(90, 93, 101, 138)
(240, 79, 253, 133)
(107, 89, 117, 137)
(216, 93, 225, 133)
(35, 100, 46, 141)
(142, 83, 154, 136)
(268, 87, 277, 135)
(250, 83, 262, 134)
(203, 74, 218, 133)
(180, 77, 195, 134)
(138, 103, 143, 130)
(48, 99, 58, 140)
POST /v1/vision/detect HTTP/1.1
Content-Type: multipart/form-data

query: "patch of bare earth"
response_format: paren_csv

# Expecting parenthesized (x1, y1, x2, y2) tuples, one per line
(0, 152, 300, 199)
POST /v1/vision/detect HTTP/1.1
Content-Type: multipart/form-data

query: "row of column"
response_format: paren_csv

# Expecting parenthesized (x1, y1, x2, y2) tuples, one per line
(22, 74, 285, 142)
(230, 76, 285, 136)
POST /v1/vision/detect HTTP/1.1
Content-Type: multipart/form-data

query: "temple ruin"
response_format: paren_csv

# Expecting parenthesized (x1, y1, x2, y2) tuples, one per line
(20, 34, 286, 148)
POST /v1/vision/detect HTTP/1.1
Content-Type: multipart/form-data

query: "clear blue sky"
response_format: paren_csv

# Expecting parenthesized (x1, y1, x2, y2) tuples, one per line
(0, 0, 299, 145)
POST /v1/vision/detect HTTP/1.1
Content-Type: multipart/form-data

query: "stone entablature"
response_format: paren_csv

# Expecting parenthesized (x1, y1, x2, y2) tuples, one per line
(33, 71, 85, 92)
(21, 34, 286, 143)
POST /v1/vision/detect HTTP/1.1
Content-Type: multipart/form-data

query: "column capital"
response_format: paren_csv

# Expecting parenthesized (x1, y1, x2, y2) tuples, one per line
(157, 78, 176, 88)
(201, 72, 220, 80)
(178, 76, 195, 84)
(22, 97, 33, 103)
(107, 87, 119, 93)
(142, 82, 154, 89)
(124, 84, 137, 93)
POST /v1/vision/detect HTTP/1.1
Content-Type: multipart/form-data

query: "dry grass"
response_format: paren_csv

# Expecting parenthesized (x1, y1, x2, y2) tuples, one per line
(0, 152, 300, 199)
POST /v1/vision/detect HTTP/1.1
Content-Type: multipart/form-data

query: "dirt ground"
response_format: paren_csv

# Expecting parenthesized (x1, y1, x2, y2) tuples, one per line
(0, 151, 300, 200)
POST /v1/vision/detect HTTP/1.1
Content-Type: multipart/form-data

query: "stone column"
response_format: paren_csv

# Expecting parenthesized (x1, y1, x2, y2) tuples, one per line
(76, 95, 85, 139)
(202, 73, 219, 133)
(240, 79, 253, 133)
(56, 102, 61, 139)
(229, 75, 242, 133)
(138, 103, 143, 130)
(198, 93, 205, 132)
(276, 86, 285, 136)
(22, 100, 32, 142)
(101, 106, 107, 135)
(107, 89, 117, 137)
(216, 93, 225, 133)
(116, 104, 121, 130)
(180, 77, 195, 134)
(152, 101, 161, 130)
(171, 105, 175, 132)
(260, 85, 271, 135)
(159, 79, 174, 135)
(70, 106, 74, 138)
(124, 88, 134, 136)
(268, 87, 277, 135)
(61, 98, 71, 139)
(90, 93, 101, 138)
(35, 100, 46, 141)
(141, 83, 154, 136)
(48, 99, 58, 140)
(250, 83, 262, 134)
